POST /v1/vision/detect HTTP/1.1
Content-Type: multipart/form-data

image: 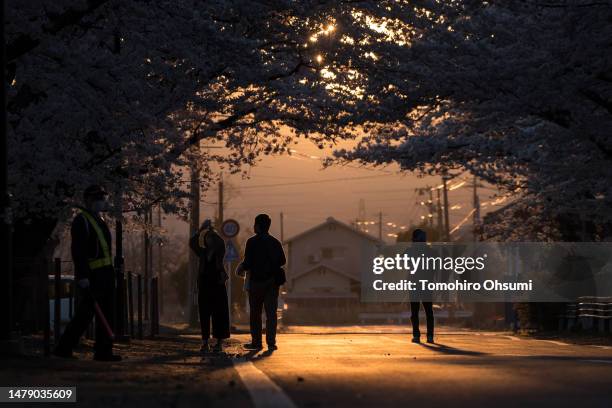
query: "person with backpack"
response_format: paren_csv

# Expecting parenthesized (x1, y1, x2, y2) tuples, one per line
(189, 219, 230, 353)
(237, 214, 286, 351)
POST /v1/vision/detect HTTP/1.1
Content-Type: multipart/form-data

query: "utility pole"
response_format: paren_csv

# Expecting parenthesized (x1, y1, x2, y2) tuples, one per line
(356, 198, 366, 232)
(415, 186, 435, 228)
(149, 208, 154, 278)
(217, 175, 224, 227)
(157, 204, 164, 316)
(1, 0, 13, 344)
(187, 150, 200, 327)
(114, 187, 126, 339)
(216, 175, 230, 328)
(442, 176, 451, 241)
(280, 212, 284, 243)
(472, 175, 480, 242)
(427, 190, 435, 228)
(436, 188, 443, 241)
(143, 208, 151, 319)
(442, 175, 455, 321)
(378, 211, 383, 241)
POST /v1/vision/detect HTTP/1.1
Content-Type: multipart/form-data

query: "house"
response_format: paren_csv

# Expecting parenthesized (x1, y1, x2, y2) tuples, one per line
(282, 217, 382, 323)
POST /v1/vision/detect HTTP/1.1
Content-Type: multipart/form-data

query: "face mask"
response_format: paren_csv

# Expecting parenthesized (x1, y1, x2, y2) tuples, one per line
(91, 199, 109, 213)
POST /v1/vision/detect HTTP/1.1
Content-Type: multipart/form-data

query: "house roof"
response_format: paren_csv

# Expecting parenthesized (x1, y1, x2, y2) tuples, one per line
(283, 216, 383, 245)
(291, 262, 362, 282)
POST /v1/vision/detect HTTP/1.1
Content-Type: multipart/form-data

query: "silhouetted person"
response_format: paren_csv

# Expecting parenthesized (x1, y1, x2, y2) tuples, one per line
(410, 228, 435, 343)
(239, 214, 286, 351)
(54, 185, 121, 361)
(189, 219, 230, 353)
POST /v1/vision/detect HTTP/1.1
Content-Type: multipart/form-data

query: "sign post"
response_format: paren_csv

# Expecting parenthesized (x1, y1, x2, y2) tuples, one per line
(221, 219, 240, 240)
(221, 220, 240, 331)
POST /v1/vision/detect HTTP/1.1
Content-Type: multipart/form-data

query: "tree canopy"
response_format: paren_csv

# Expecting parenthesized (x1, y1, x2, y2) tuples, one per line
(327, 1, 612, 240)
(7, 0, 351, 220)
(7, 1, 612, 240)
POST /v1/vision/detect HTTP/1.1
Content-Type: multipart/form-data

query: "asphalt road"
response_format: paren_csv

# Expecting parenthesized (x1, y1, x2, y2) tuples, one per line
(2, 328, 612, 407)
(239, 331, 612, 408)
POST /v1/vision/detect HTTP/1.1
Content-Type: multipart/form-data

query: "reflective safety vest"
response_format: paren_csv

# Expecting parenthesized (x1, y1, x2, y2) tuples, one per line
(80, 209, 113, 270)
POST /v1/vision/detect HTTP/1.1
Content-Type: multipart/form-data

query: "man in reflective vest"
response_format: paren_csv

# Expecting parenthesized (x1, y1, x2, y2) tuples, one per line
(54, 185, 121, 361)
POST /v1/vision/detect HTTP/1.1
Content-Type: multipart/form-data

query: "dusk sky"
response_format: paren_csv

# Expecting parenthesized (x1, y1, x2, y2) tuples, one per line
(164, 137, 504, 243)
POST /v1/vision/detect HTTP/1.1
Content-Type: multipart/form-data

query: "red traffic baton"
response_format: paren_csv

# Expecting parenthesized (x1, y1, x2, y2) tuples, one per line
(82, 286, 115, 340)
(94, 301, 115, 340)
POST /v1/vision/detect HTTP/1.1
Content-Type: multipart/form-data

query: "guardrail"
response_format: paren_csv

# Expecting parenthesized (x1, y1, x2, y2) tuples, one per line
(558, 297, 612, 333)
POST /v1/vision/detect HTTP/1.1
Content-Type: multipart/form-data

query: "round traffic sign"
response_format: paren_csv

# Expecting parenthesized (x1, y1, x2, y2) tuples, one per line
(221, 219, 240, 238)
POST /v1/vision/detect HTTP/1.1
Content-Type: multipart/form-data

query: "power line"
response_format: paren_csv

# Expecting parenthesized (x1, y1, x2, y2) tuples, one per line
(238, 174, 391, 190)
(450, 208, 476, 235)
(246, 174, 313, 180)
(287, 148, 396, 174)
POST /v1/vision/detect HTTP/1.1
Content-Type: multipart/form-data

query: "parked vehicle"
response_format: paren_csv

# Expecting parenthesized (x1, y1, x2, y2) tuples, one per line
(48, 275, 75, 329)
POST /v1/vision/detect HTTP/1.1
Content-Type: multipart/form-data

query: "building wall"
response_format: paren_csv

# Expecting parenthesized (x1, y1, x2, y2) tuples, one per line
(286, 221, 380, 293)
(292, 266, 351, 294)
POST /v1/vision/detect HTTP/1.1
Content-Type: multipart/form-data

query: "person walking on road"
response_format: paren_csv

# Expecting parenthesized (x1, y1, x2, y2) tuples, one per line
(54, 185, 121, 361)
(410, 228, 435, 344)
(189, 219, 230, 353)
(237, 214, 286, 351)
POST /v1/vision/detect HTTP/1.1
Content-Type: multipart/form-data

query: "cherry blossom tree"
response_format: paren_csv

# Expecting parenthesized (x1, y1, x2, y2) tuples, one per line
(5, 0, 356, 240)
(8, 0, 612, 246)
(1, 2, 311, 260)
(324, 0, 612, 240)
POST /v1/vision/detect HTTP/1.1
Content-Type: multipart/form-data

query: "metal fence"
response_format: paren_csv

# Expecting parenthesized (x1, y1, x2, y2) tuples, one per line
(15, 256, 160, 356)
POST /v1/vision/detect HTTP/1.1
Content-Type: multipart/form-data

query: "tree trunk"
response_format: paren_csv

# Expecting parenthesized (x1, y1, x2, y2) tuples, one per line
(11, 216, 57, 333)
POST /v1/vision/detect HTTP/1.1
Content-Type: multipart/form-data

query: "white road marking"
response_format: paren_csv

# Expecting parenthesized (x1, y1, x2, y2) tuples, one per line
(233, 359, 297, 408)
(542, 340, 569, 346)
(496, 353, 536, 357)
(582, 359, 612, 364)
(505, 336, 521, 341)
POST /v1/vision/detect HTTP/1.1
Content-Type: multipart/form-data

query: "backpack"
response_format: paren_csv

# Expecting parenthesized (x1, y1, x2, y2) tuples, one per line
(260, 237, 286, 286)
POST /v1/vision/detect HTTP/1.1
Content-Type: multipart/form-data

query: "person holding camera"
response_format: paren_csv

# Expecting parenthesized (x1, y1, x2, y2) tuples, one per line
(189, 219, 230, 353)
